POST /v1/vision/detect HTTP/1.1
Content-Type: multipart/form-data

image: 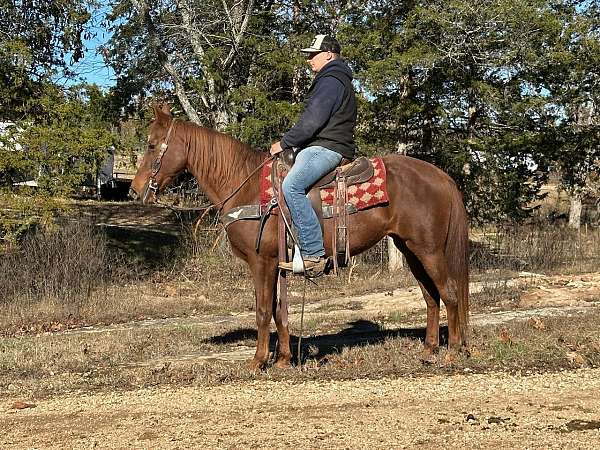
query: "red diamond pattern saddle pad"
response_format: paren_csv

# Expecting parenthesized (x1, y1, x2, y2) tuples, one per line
(260, 157, 389, 210)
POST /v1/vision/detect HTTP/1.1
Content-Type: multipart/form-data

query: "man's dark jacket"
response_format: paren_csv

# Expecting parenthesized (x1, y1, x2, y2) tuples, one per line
(281, 59, 357, 159)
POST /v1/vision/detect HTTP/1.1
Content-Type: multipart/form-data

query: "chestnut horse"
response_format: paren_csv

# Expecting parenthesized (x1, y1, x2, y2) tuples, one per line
(130, 105, 469, 369)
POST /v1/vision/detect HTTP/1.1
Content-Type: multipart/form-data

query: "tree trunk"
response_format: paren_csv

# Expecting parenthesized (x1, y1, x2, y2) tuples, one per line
(387, 236, 403, 272)
(132, 0, 202, 124)
(396, 141, 408, 155)
(568, 192, 582, 229)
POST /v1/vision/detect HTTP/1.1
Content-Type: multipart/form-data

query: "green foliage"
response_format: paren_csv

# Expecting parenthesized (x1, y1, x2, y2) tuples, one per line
(339, 0, 598, 222)
(539, 1, 600, 196)
(0, 0, 91, 119)
(0, 2, 130, 248)
(0, 192, 66, 247)
(1, 84, 117, 247)
(2, 0, 598, 228)
(10, 85, 115, 196)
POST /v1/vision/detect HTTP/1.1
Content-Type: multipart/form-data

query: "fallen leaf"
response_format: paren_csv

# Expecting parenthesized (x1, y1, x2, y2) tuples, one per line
(566, 351, 585, 366)
(498, 328, 512, 345)
(527, 317, 546, 330)
(12, 401, 36, 410)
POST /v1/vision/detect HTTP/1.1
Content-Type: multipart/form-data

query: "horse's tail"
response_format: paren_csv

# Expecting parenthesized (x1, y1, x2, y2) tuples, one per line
(446, 184, 470, 346)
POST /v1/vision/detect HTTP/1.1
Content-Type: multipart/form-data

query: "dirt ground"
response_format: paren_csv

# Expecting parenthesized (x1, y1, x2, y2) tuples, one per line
(3, 202, 600, 448)
(3, 368, 600, 449)
(3, 272, 600, 449)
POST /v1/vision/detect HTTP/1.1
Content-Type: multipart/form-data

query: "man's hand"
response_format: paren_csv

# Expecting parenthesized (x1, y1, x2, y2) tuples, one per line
(270, 141, 283, 156)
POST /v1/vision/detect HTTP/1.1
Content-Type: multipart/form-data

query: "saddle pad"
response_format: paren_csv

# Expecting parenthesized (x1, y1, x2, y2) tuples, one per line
(260, 157, 389, 210)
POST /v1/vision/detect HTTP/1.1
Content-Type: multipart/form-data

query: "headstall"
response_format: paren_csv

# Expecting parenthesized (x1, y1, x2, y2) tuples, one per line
(147, 119, 176, 196)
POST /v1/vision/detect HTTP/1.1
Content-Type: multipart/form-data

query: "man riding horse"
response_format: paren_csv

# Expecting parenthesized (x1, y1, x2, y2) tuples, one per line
(130, 34, 470, 368)
(270, 34, 357, 274)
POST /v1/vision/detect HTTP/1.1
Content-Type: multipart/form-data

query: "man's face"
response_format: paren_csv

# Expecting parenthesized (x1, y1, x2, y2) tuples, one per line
(306, 51, 333, 73)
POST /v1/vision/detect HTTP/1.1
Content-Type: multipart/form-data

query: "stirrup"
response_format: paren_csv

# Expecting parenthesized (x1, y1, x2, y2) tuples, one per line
(278, 257, 325, 271)
(278, 256, 331, 277)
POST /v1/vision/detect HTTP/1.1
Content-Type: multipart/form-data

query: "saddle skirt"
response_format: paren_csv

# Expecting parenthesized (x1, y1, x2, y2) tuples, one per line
(260, 156, 389, 211)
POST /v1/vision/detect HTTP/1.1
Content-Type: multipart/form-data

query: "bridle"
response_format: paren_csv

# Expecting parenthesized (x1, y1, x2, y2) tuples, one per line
(145, 119, 177, 201)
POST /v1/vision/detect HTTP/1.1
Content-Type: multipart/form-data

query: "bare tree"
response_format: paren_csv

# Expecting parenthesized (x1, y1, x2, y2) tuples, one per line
(126, 0, 255, 129)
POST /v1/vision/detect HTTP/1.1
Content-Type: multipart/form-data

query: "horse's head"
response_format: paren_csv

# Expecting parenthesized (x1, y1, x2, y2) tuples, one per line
(129, 103, 188, 204)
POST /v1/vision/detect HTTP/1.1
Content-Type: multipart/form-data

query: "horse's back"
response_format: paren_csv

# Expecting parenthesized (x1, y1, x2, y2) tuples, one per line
(382, 154, 461, 207)
(383, 154, 458, 186)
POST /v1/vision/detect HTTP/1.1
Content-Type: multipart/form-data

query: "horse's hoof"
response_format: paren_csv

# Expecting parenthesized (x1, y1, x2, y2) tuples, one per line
(246, 357, 266, 371)
(273, 358, 292, 369)
(420, 349, 438, 365)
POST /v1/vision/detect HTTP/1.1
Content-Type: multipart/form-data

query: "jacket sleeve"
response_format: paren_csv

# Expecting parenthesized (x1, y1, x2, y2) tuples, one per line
(281, 76, 344, 150)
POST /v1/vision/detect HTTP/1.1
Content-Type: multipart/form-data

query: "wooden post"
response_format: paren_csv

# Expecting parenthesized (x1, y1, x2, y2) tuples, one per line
(568, 192, 582, 230)
(387, 236, 403, 272)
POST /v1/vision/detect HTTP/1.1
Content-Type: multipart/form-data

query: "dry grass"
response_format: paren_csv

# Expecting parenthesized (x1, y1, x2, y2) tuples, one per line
(1, 215, 600, 398)
(470, 277, 524, 310)
(0, 221, 229, 335)
(2, 311, 599, 399)
(0, 220, 112, 305)
(471, 223, 600, 273)
(1, 218, 598, 334)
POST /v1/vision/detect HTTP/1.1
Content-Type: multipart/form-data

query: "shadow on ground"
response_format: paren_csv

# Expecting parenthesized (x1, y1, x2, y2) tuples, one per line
(101, 225, 182, 270)
(207, 319, 449, 364)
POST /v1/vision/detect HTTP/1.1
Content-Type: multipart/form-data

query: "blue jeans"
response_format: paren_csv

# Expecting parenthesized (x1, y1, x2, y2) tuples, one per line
(282, 146, 342, 258)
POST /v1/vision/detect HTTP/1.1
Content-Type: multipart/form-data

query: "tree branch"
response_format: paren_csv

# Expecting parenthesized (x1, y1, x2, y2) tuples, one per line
(131, 0, 202, 124)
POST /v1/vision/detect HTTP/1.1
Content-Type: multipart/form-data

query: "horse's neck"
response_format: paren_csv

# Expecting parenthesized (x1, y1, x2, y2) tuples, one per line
(185, 126, 264, 206)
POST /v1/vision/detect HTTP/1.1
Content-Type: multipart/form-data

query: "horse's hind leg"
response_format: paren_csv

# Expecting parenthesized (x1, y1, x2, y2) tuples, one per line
(396, 239, 462, 354)
(411, 250, 463, 351)
(416, 279, 441, 363)
(397, 243, 441, 361)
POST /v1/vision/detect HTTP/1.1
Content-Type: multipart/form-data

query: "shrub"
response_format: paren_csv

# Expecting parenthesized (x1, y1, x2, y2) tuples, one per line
(0, 220, 112, 308)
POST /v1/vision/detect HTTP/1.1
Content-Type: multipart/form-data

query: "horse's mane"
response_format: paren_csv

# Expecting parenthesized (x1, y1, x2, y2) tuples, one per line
(179, 120, 268, 191)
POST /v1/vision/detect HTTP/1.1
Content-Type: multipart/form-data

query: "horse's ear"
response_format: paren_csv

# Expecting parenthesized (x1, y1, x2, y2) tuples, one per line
(152, 102, 172, 123)
(159, 103, 172, 115)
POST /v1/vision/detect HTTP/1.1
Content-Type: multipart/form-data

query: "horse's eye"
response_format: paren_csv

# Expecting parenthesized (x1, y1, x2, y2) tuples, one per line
(148, 144, 155, 150)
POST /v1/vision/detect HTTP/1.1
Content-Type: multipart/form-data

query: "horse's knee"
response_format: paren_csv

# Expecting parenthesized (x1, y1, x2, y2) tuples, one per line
(256, 307, 271, 327)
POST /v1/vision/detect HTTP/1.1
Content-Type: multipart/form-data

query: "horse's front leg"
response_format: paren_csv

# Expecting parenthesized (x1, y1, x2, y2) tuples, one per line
(272, 273, 292, 368)
(248, 255, 281, 369)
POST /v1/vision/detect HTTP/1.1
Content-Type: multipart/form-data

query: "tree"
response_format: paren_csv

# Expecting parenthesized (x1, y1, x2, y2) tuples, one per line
(101, 0, 599, 224)
(341, 0, 579, 222)
(19, 85, 115, 195)
(106, 0, 259, 128)
(538, 1, 600, 228)
(0, 0, 92, 119)
(105, 0, 367, 146)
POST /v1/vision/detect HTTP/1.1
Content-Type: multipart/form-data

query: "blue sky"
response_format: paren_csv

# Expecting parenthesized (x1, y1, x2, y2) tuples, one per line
(54, 20, 116, 89)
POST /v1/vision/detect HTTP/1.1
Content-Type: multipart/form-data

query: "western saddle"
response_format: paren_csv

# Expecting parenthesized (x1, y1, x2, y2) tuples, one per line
(275, 148, 374, 275)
